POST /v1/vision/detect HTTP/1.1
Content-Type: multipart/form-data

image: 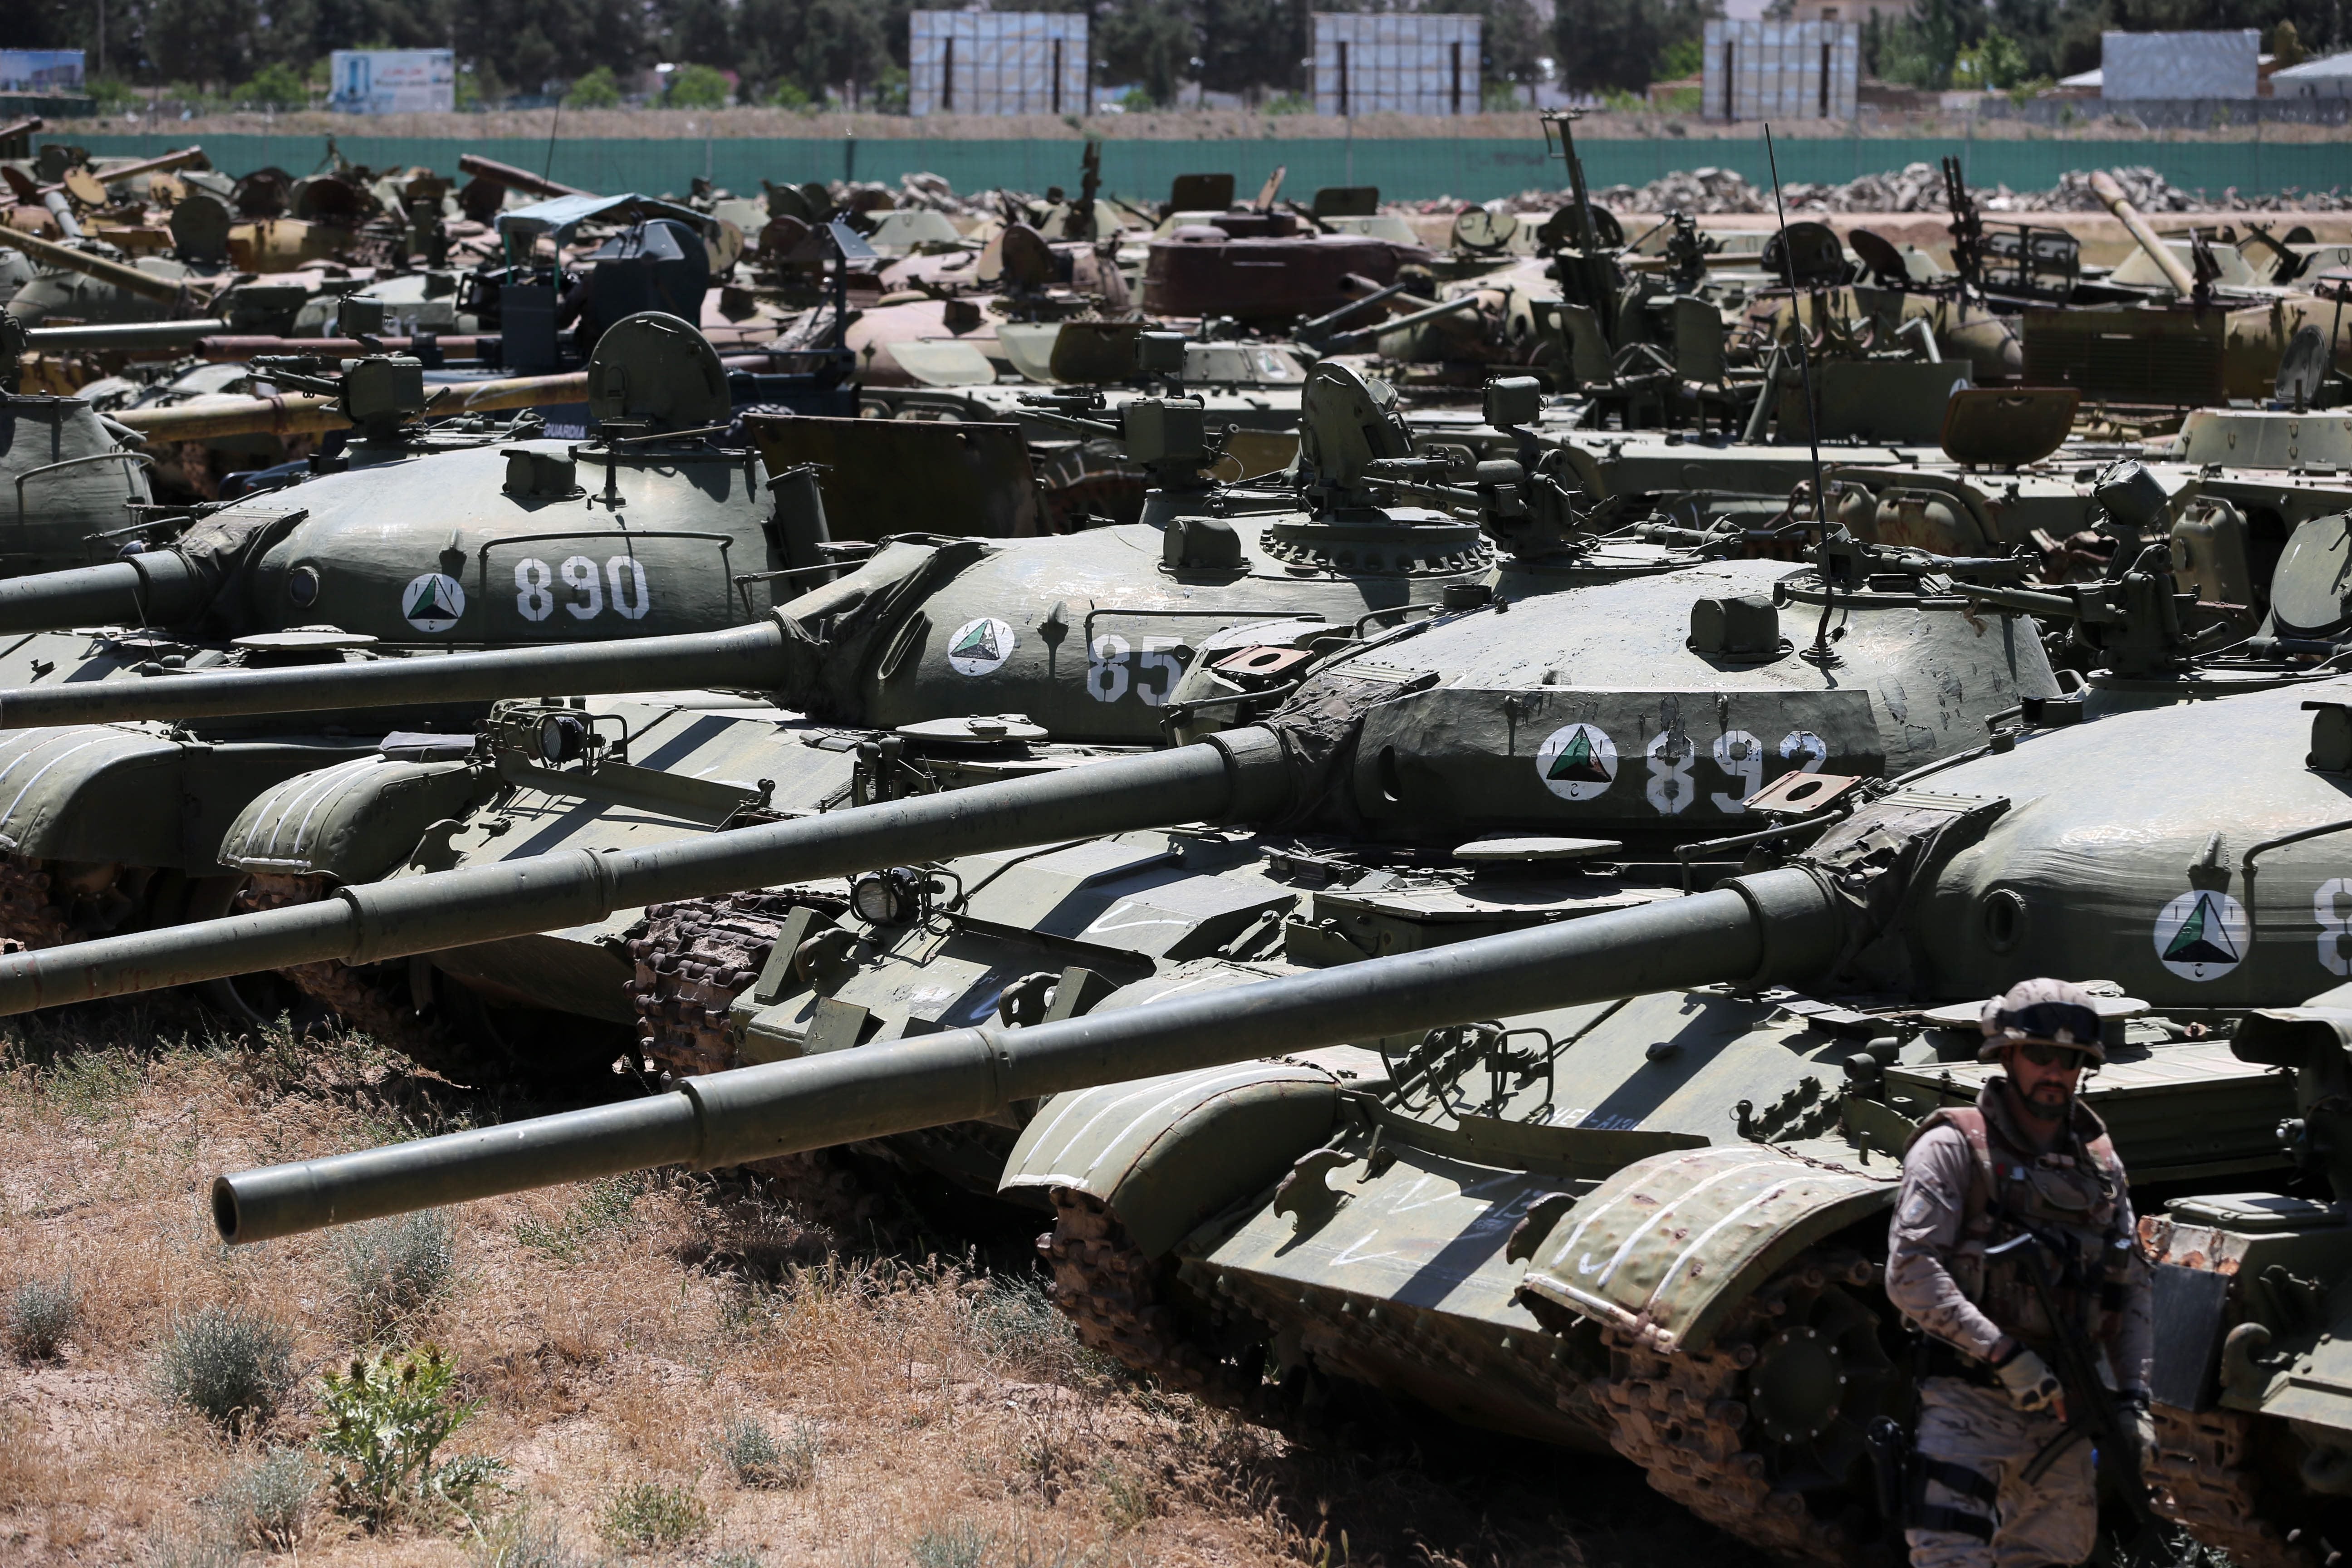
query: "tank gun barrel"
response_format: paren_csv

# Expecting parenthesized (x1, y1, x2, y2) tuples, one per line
(0, 226, 204, 307)
(88, 147, 210, 187)
(1326, 293, 1481, 349)
(0, 554, 211, 637)
(25, 318, 231, 351)
(108, 370, 592, 446)
(455, 155, 591, 202)
(2088, 170, 2200, 299)
(0, 730, 1295, 1019)
(0, 616, 794, 729)
(211, 866, 1838, 1243)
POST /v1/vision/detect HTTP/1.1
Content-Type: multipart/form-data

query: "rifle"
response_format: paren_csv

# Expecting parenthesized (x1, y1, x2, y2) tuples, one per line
(1985, 1228, 2166, 1544)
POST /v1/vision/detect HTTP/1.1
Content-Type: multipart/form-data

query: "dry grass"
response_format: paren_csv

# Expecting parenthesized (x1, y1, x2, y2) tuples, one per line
(0, 1003, 1766, 1568)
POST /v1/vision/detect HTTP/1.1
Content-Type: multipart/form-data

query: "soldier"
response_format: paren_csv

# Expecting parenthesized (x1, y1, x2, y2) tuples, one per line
(1884, 977, 2155, 1567)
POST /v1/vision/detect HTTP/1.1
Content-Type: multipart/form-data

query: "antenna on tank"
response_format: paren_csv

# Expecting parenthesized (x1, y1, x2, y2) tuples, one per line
(1764, 124, 1840, 662)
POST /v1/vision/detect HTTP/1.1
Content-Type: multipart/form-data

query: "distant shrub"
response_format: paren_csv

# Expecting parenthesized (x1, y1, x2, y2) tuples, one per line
(219, 1447, 315, 1549)
(564, 66, 623, 108)
(337, 1210, 457, 1341)
(6, 1274, 78, 1361)
(722, 1413, 820, 1488)
(599, 1480, 708, 1551)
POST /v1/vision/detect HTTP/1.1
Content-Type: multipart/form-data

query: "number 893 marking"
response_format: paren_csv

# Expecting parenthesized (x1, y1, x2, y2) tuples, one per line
(1087, 635, 1187, 706)
(514, 556, 652, 622)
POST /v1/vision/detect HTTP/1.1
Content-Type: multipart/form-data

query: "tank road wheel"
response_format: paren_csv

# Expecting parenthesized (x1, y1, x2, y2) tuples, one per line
(0, 854, 150, 948)
(1599, 1249, 1899, 1566)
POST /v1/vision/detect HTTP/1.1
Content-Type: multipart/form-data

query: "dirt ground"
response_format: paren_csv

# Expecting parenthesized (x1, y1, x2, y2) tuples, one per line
(0, 1003, 1769, 1568)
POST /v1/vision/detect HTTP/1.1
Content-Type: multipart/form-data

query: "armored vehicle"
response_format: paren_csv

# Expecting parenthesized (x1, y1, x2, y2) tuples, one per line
(0, 314, 818, 1002)
(0, 387, 161, 573)
(182, 668, 2352, 1568)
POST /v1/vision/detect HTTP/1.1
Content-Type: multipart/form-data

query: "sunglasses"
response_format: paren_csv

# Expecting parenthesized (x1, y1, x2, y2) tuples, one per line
(2016, 1043, 2086, 1069)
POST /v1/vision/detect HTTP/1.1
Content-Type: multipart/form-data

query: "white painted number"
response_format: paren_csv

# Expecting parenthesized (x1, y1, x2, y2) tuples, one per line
(1780, 730, 1828, 771)
(1088, 634, 1130, 703)
(608, 556, 649, 619)
(1646, 731, 1696, 815)
(515, 558, 555, 621)
(1136, 637, 1185, 707)
(1711, 729, 1764, 812)
(561, 555, 603, 620)
(2318, 877, 2352, 975)
(515, 555, 655, 623)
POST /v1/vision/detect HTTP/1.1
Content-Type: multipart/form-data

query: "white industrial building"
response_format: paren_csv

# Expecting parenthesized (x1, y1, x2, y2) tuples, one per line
(908, 11, 1089, 117)
(1312, 13, 1484, 116)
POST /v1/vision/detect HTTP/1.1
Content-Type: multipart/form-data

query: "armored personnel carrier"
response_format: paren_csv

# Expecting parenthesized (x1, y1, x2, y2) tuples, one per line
(179, 668, 2352, 1568)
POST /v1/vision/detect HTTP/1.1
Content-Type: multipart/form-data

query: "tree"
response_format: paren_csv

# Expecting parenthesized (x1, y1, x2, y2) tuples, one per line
(1099, 0, 1195, 103)
(1552, 0, 1708, 92)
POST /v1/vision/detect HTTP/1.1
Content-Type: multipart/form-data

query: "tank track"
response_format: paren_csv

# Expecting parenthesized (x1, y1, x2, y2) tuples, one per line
(0, 854, 144, 948)
(2146, 1406, 2310, 1568)
(235, 874, 497, 1083)
(626, 893, 880, 1232)
(1594, 1249, 1884, 1568)
(625, 893, 820, 1079)
(1041, 1189, 1248, 1398)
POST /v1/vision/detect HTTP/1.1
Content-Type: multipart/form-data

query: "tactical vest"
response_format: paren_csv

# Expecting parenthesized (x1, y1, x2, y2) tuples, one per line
(1910, 1087, 2133, 1350)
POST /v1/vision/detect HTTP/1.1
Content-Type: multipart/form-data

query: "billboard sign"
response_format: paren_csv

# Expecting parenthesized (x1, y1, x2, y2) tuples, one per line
(910, 12, 1089, 117)
(1312, 14, 1482, 116)
(0, 51, 87, 95)
(328, 49, 456, 114)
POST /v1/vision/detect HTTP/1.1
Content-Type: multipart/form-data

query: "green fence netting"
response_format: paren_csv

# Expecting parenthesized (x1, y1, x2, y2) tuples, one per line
(51, 132, 2352, 206)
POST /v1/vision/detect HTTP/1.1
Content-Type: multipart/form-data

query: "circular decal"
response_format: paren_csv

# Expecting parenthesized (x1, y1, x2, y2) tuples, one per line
(401, 572, 466, 633)
(1534, 722, 1617, 801)
(2153, 889, 2249, 982)
(946, 616, 1016, 676)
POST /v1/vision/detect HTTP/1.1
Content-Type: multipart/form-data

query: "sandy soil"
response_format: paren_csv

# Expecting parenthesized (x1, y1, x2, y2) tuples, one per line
(0, 1004, 1768, 1568)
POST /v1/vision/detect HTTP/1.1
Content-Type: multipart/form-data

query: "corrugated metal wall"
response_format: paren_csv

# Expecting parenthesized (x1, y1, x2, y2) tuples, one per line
(2102, 30, 2261, 101)
(54, 132, 2352, 204)
(1702, 21, 1860, 122)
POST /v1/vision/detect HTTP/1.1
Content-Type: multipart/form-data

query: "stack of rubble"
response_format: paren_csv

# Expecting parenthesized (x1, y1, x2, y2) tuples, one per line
(1468, 162, 2349, 216)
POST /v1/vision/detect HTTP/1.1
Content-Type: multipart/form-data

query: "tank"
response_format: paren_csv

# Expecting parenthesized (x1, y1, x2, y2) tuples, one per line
(0, 363, 1501, 744)
(0, 389, 160, 572)
(186, 670, 2352, 1566)
(0, 314, 812, 983)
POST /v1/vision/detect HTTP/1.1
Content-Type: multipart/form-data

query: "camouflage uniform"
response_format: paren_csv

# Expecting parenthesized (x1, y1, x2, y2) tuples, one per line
(1884, 990, 2153, 1568)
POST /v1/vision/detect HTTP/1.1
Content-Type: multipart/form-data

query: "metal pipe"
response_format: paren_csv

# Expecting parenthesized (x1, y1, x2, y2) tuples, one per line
(1331, 294, 1480, 348)
(456, 155, 591, 201)
(0, 613, 794, 729)
(211, 865, 1839, 1244)
(2088, 170, 2200, 299)
(191, 334, 496, 363)
(0, 728, 1298, 1021)
(0, 225, 199, 306)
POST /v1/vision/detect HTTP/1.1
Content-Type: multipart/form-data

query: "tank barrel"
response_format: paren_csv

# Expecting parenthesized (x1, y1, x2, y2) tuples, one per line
(109, 370, 593, 444)
(25, 318, 230, 352)
(0, 730, 1295, 1019)
(2088, 170, 2200, 299)
(0, 227, 201, 307)
(213, 867, 1840, 1244)
(456, 155, 592, 202)
(0, 555, 209, 637)
(0, 617, 794, 730)
(89, 147, 210, 186)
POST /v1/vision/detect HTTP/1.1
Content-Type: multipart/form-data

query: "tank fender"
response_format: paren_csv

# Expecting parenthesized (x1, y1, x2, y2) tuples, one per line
(1001, 1058, 1347, 1258)
(1517, 1143, 1894, 1355)
(218, 756, 485, 883)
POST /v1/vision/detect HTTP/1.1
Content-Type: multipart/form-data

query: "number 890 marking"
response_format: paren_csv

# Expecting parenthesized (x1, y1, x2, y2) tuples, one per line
(515, 556, 652, 622)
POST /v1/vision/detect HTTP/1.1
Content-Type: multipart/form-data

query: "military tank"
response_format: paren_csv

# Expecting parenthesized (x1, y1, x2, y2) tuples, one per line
(0, 380, 164, 573)
(0, 314, 820, 1028)
(183, 668, 2352, 1567)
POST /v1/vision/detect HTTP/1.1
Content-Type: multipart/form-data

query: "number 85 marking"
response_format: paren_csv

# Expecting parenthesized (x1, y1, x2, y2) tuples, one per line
(1086, 635, 1186, 706)
(514, 556, 652, 622)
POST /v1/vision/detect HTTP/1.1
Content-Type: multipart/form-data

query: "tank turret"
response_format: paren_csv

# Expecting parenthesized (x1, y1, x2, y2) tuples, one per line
(0, 363, 1510, 744)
